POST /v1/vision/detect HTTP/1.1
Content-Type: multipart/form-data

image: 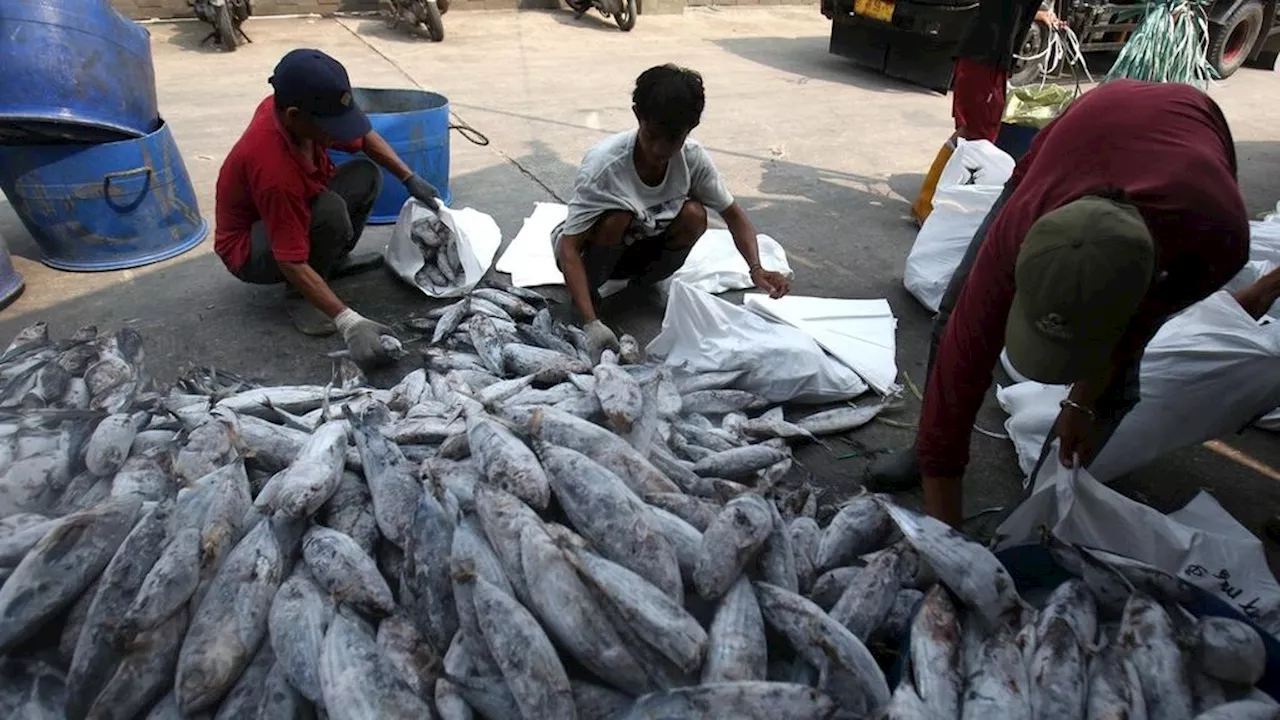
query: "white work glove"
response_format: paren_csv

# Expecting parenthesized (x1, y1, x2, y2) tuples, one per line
(335, 309, 398, 369)
(583, 319, 620, 363)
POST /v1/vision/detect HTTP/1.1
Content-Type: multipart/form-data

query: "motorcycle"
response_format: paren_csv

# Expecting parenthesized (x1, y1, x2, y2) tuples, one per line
(566, 0, 635, 32)
(191, 0, 252, 51)
(386, 0, 449, 43)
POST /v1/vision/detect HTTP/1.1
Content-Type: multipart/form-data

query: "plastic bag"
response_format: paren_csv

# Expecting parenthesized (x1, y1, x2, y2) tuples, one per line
(494, 202, 794, 294)
(996, 464, 1280, 637)
(1002, 85, 1077, 129)
(744, 294, 899, 396)
(903, 140, 1012, 312)
(645, 282, 867, 403)
(998, 291, 1280, 485)
(385, 199, 502, 298)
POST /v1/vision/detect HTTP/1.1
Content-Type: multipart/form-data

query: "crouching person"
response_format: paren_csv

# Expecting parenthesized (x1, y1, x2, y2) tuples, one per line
(555, 64, 791, 361)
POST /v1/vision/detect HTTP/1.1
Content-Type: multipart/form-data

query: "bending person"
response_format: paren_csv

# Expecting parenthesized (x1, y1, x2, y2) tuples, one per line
(871, 80, 1249, 527)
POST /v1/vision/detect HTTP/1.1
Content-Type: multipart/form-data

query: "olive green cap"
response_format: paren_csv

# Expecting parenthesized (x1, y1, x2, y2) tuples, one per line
(1005, 196, 1155, 385)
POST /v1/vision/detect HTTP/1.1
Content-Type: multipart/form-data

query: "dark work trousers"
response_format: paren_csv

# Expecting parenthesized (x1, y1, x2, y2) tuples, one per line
(919, 182, 1141, 489)
(554, 224, 695, 305)
(234, 158, 383, 285)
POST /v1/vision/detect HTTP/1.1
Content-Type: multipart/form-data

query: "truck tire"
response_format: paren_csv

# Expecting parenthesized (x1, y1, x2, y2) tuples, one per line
(1208, 0, 1265, 78)
(1009, 20, 1055, 86)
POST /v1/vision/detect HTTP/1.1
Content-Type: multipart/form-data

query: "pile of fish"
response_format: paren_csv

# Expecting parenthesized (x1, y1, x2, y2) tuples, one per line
(409, 207, 467, 294)
(0, 281, 1274, 720)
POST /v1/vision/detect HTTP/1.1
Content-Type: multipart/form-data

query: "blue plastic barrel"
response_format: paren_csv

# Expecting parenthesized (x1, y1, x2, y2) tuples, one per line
(329, 88, 453, 224)
(0, 0, 159, 144)
(0, 232, 25, 310)
(0, 120, 207, 272)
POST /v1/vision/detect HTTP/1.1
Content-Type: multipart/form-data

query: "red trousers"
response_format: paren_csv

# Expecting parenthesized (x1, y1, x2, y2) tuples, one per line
(952, 57, 1007, 142)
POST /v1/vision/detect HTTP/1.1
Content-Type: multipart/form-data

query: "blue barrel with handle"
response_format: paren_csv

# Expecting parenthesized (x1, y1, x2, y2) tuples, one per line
(0, 120, 207, 272)
(0, 0, 159, 144)
(329, 88, 454, 224)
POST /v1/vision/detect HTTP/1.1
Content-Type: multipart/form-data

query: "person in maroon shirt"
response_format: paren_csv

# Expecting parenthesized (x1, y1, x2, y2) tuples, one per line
(871, 80, 1249, 528)
(215, 49, 442, 368)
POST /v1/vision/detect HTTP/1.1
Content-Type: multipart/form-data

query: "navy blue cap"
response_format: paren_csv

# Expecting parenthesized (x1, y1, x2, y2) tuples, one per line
(269, 49, 370, 143)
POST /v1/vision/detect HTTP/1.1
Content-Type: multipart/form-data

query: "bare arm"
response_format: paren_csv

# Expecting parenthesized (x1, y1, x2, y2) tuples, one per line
(278, 262, 346, 318)
(720, 203, 762, 268)
(361, 130, 413, 181)
(558, 234, 599, 323)
(1234, 267, 1280, 320)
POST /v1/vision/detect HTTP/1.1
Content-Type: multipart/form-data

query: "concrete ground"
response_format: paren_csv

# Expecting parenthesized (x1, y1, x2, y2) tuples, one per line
(2, 8, 1280, 568)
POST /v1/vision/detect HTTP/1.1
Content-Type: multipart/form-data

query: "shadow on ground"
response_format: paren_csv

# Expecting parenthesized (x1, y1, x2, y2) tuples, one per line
(713, 35, 938, 95)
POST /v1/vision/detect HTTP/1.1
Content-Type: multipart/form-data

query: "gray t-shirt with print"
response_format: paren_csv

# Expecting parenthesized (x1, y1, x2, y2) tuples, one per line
(556, 130, 735, 246)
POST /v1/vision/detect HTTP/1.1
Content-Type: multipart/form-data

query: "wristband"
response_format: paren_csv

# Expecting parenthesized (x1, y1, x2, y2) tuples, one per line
(1059, 398, 1096, 420)
(748, 264, 763, 274)
(334, 308, 365, 336)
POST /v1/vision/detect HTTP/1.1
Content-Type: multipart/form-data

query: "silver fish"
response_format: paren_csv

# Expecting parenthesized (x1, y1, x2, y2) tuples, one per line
(787, 516, 821, 593)
(0, 657, 67, 720)
(690, 445, 785, 480)
(318, 471, 380, 556)
(175, 520, 283, 715)
(268, 568, 333, 705)
(436, 634, 476, 720)
(879, 499, 1023, 627)
(466, 411, 551, 510)
(83, 607, 188, 720)
(568, 547, 708, 675)
(469, 316, 507, 376)
(66, 503, 177, 720)
(302, 525, 396, 616)
(1192, 701, 1280, 719)
(672, 370, 745, 395)
(1085, 644, 1147, 720)
(960, 623, 1031, 720)
(403, 489, 458, 655)
(1036, 577, 1098, 649)
(471, 287, 538, 320)
(254, 660, 311, 719)
(502, 343, 592, 385)
(815, 496, 891, 570)
(681, 389, 768, 415)
(520, 523, 651, 695)
(810, 566, 864, 610)
(795, 400, 886, 436)
(572, 679, 633, 720)
(377, 613, 440, 699)
(754, 582, 891, 716)
(320, 611, 435, 720)
(1120, 593, 1195, 720)
(0, 497, 142, 655)
(873, 588, 924, 644)
(1029, 616, 1086, 720)
(647, 507, 702, 585)
(828, 545, 902, 641)
(520, 406, 680, 496)
(540, 443, 682, 600)
(349, 410, 421, 550)
(121, 527, 201, 636)
(432, 299, 472, 345)
(908, 586, 962, 719)
(757, 500, 799, 593)
(703, 577, 768, 684)
(645, 492, 720, 532)
(1196, 616, 1267, 687)
(84, 412, 144, 477)
(189, 461, 254, 610)
(472, 575, 577, 719)
(695, 494, 774, 601)
(594, 363, 644, 433)
(621, 681, 838, 720)
(473, 484, 541, 605)
(257, 422, 347, 520)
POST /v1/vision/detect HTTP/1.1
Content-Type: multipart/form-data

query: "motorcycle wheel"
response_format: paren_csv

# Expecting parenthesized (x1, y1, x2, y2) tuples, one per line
(439, 0, 450, 15)
(215, 3, 239, 50)
(422, 0, 445, 41)
(614, 0, 635, 31)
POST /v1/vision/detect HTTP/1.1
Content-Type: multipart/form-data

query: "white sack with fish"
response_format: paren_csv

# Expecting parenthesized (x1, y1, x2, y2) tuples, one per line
(903, 140, 1014, 313)
(385, 199, 502, 298)
(646, 282, 867, 403)
(997, 464, 1280, 637)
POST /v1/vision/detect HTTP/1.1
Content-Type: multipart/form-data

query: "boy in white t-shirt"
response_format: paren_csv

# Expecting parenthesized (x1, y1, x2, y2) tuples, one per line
(554, 64, 791, 360)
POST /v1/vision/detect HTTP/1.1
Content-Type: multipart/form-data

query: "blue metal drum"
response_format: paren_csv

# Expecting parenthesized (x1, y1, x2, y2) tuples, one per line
(329, 88, 454, 224)
(0, 120, 207, 272)
(0, 0, 160, 144)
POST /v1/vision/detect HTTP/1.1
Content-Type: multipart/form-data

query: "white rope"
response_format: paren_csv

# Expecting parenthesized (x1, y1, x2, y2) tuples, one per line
(1015, 24, 1095, 84)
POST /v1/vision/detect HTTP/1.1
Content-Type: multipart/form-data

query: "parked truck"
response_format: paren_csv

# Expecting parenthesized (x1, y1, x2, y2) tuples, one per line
(819, 0, 1280, 91)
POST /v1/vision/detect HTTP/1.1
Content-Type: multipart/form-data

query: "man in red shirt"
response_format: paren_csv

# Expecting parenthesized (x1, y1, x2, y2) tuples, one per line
(871, 81, 1249, 527)
(215, 49, 442, 368)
